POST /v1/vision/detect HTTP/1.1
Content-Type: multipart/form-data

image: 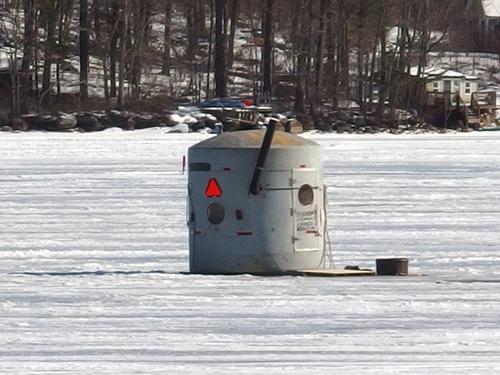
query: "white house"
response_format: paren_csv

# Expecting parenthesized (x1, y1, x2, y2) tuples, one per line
(410, 67, 480, 106)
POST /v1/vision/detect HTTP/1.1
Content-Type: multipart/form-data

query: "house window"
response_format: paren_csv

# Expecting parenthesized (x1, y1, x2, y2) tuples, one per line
(465, 82, 471, 94)
(432, 82, 439, 92)
(454, 80, 461, 91)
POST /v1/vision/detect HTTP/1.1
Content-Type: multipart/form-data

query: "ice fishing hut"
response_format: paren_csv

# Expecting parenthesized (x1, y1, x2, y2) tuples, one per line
(187, 122, 326, 274)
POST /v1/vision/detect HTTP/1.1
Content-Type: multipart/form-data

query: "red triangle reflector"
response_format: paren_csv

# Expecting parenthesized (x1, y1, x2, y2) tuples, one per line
(205, 178, 223, 198)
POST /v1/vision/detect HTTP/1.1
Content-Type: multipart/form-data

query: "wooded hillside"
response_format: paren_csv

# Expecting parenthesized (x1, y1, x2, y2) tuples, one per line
(0, 0, 487, 124)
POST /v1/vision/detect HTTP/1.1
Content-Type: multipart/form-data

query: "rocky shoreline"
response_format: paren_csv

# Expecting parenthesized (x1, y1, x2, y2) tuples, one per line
(0, 108, 482, 134)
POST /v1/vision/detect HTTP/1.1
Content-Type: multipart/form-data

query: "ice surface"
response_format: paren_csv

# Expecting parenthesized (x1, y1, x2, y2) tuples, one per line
(1, 131, 500, 374)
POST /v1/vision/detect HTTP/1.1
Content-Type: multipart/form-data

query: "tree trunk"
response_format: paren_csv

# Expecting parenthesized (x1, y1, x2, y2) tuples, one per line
(227, 0, 238, 69)
(109, 1, 120, 97)
(186, 0, 196, 65)
(416, 0, 430, 110)
(368, 1, 384, 112)
(162, 0, 172, 75)
(337, 1, 350, 104)
(304, 0, 313, 108)
(34, 8, 40, 104)
(194, 0, 206, 37)
(214, 0, 227, 97)
(130, 0, 149, 99)
(56, 0, 63, 99)
(262, 0, 273, 97)
(95, 0, 109, 100)
(325, 4, 337, 108)
(206, 0, 214, 98)
(311, 0, 329, 118)
(20, 0, 35, 113)
(80, 0, 90, 101)
(356, 0, 366, 116)
(118, 0, 129, 108)
(42, 0, 57, 104)
(294, 0, 306, 113)
(376, 4, 387, 121)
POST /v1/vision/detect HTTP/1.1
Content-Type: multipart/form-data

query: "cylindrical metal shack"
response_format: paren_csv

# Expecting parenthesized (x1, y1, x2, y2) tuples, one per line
(187, 129, 325, 274)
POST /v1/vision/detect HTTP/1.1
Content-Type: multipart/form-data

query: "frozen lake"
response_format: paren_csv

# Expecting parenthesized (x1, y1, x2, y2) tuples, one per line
(1, 130, 499, 374)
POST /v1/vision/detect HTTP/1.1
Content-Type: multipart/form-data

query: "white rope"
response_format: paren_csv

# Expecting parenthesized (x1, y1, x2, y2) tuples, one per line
(323, 184, 335, 269)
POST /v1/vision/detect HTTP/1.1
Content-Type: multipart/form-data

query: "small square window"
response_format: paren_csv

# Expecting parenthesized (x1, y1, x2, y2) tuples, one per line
(465, 82, 471, 94)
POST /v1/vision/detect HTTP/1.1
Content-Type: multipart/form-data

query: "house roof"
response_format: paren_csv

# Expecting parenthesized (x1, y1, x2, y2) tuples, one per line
(410, 67, 479, 80)
(481, 0, 500, 18)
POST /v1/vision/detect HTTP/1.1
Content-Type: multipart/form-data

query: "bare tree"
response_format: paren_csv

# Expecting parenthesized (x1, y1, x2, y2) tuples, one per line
(262, 0, 273, 98)
(80, 0, 90, 101)
(41, 0, 57, 106)
(227, 0, 238, 69)
(214, 0, 227, 97)
(0, 0, 464, 120)
(310, 0, 329, 118)
(117, 0, 128, 107)
(20, 0, 36, 113)
(162, 0, 172, 75)
(293, 0, 307, 113)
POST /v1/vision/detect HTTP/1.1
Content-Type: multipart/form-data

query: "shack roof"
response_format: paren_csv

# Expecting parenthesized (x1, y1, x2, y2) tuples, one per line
(191, 129, 320, 149)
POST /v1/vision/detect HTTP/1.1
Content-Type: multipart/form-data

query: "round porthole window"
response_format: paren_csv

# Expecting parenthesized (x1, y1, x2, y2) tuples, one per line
(298, 184, 314, 206)
(207, 202, 225, 224)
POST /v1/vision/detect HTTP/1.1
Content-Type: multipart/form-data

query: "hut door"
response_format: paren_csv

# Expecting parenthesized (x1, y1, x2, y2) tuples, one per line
(292, 169, 321, 252)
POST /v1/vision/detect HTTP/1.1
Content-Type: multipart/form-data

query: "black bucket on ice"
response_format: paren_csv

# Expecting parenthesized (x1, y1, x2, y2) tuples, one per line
(376, 258, 409, 276)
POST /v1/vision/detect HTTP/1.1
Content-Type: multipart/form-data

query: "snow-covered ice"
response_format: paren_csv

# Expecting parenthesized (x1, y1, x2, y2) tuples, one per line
(1, 130, 500, 374)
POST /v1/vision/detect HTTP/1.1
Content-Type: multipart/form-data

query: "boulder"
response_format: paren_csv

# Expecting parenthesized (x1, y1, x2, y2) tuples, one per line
(158, 110, 177, 126)
(296, 114, 315, 131)
(353, 115, 366, 127)
(131, 114, 161, 129)
(57, 112, 77, 130)
(0, 111, 9, 126)
(168, 123, 190, 133)
(189, 118, 206, 132)
(107, 110, 131, 129)
(287, 119, 303, 134)
(197, 127, 213, 134)
(365, 115, 378, 127)
(30, 114, 58, 131)
(420, 123, 439, 132)
(170, 113, 198, 125)
(30, 113, 77, 131)
(332, 120, 354, 133)
(222, 119, 240, 132)
(329, 111, 350, 122)
(75, 112, 105, 132)
(274, 120, 286, 132)
(20, 114, 38, 128)
(201, 113, 218, 128)
(11, 117, 30, 131)
(125, 118, 135, 131)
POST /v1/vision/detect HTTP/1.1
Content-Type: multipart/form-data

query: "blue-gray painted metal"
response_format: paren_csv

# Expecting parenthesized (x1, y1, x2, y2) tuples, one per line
(187, 130, 326, 274)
